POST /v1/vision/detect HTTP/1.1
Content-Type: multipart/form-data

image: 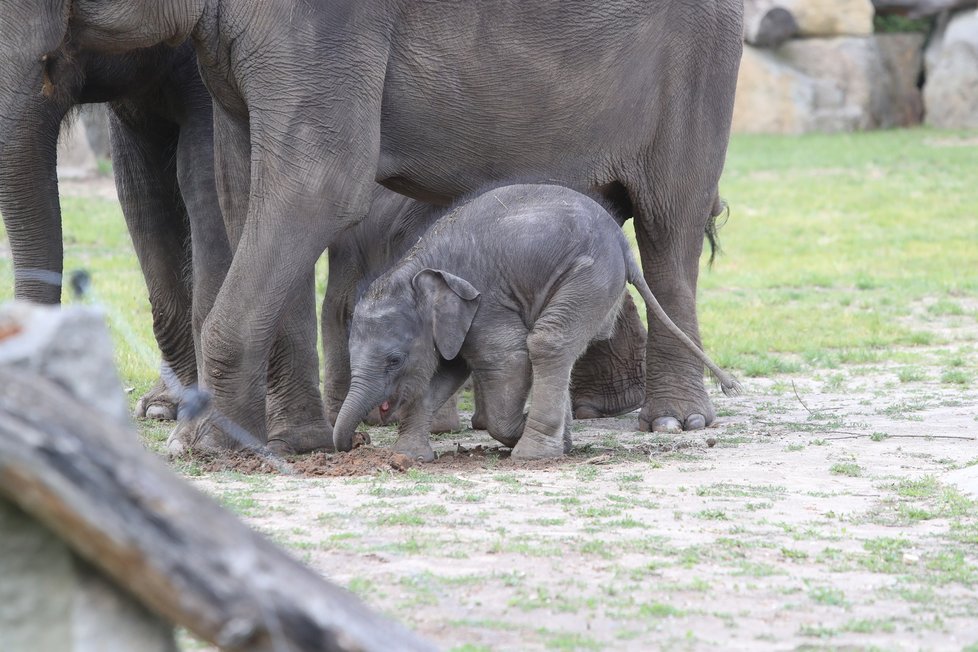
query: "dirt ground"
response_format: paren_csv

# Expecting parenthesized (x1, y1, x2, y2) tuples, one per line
(173, 307, 978, 652)
(53, 174, 978, 650)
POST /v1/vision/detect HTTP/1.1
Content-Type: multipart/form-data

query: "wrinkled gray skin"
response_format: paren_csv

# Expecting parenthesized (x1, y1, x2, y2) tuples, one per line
(333, 185, 740, 461)
(0, 8, 329, 454)
(323, 185, 650, 432)
(0, 25, 225, 419)
(52, 0, 741, 452)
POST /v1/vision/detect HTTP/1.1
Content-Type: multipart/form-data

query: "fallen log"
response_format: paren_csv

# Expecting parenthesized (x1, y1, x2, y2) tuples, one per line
(872, 0, 976, 17)
(744, 0, 799, 47)
(0, 369, 434, 652)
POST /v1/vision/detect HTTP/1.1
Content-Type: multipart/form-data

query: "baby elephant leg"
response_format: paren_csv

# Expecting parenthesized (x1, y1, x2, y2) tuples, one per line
(514, 279, 614, 460)
(393, 360, 469, 462)
(471, 351, 532, 448)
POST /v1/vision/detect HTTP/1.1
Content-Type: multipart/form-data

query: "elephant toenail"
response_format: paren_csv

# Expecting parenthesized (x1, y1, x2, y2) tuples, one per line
(651, 416, 682, 433)
(684, 413, 707, 430)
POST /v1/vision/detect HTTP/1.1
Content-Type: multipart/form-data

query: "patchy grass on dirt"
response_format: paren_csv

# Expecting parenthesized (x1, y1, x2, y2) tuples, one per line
(2, 128, 978, 650)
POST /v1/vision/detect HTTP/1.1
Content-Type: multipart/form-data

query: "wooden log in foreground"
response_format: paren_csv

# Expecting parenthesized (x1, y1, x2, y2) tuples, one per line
(0, 369, 435, 652)
(872, 0, 976, 17)
(744, 0, 799, 47)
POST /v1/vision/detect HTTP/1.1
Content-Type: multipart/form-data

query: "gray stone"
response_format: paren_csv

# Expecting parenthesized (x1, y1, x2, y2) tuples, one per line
(56, 118, 98, 180)
(780, 0, 875, 36)
(924, 9, 978, 128)
(733, 35, 925, 134)
(79, 105, 112, 161)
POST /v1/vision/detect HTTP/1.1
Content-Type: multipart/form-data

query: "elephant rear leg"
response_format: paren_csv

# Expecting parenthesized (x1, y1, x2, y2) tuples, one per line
(513, 280, 617, 460)
(109, 114, 197, 420)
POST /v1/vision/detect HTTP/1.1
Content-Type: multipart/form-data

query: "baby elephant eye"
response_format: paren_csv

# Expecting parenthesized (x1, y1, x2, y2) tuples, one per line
(386, 353, 405, 370)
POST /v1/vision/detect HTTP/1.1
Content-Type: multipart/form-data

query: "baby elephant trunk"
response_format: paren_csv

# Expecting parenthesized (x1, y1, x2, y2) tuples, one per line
(332, 377, 384, 452)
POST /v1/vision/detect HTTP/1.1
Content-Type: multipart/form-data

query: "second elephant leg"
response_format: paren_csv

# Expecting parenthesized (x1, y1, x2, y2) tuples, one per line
(109, 114, 196, 420)
(266, 271, 334, 455)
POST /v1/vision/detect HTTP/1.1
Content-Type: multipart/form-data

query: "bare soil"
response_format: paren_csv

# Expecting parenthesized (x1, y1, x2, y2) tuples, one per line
(176, 312, 978, 652)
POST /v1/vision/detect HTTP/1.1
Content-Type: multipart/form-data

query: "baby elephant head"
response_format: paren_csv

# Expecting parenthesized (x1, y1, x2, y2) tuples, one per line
(332, 268, 480, 451)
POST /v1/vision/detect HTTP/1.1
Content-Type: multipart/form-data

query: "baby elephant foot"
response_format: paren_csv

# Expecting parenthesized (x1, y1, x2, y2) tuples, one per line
(166, 413, 244, 457)
(470, 408, 487, 430)
(267, 419, 334, 455)
(135, 378, 180, 421)
(430, 402, 461, 434)
(392, 436, 435, 463)
(511, 417, 566, 460)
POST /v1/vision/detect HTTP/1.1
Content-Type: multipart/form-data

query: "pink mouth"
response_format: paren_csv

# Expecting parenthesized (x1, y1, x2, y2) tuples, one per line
(379, 401, 391, 424)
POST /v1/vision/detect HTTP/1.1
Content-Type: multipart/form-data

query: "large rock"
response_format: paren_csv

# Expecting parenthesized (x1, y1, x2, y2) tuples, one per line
(924, 9, 978, 128)
(733, 34, 925, 134)
(781, 0, 875, 36)
(56, 118, 98, 180)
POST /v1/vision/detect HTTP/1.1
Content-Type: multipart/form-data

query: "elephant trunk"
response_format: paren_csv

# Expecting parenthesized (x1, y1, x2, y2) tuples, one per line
(333, 376, 385, 452)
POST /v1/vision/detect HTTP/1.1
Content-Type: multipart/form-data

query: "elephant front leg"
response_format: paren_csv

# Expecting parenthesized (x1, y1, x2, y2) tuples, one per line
(571, 293, 647, 418)
(265, 270, 334, 455)
(393, 360, 469, 462)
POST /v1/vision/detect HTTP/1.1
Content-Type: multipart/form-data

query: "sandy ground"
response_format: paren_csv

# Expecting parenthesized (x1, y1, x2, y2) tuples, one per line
(59, 174, 978, 650)
(177, 310, 978, 651)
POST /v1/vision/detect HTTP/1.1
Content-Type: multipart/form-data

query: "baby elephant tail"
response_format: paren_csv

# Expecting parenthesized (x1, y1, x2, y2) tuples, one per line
(625, 254, 741, 396)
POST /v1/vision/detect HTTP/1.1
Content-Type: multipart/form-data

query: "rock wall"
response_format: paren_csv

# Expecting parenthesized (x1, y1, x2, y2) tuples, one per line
(924, 10, 978, 127)
(734, 2, 978, 133)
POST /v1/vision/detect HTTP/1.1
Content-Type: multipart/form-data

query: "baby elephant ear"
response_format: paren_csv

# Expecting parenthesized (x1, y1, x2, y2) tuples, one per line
(412, 269, 481, 360)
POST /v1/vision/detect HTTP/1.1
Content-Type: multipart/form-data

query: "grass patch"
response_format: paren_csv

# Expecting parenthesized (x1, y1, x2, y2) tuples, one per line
(830, 462, 862, 477)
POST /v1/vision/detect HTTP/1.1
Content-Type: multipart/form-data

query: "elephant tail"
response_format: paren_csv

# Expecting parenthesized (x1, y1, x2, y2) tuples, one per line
(624, 252, 741, 396)
(704, 194, 729, 269)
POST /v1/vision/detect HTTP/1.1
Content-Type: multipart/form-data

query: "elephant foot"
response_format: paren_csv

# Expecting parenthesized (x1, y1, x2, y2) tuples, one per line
(267, 419, 334, 455)
(430, 401, 462, 434)
(511, 418, 566, 460)
(392, 437, 435, 463)
(166, 412, 246, 457)
(638, 388, 715, 433)
(470, 409, 488, 431)
(135, 378, 181, 421)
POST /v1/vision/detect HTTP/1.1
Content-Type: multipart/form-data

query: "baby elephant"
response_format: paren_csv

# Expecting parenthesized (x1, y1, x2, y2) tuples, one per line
(332, 184, 738, 461)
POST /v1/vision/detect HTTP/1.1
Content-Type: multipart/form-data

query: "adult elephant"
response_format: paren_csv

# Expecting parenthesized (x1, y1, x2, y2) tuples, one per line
(57, 0, 742, 453)
(0, 30, 222, 418)
(0, 20, 331, 453)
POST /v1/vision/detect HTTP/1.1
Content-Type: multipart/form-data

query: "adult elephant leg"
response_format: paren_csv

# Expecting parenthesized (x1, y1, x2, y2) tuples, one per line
(109, 112, 197, 420)
(321, 249, 355, 425)
(265, 269, 333, 455)
(571, 293, 647, 418)
(174, 96, 232, 373)
(0, 98, 66, 304)
(185, 153, 372, 454)
(626, 133, 732, 432)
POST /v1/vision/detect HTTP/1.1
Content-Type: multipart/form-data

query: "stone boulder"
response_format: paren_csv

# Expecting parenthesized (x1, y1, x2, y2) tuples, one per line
(924, 9, 978, 128)
(56, 118, 98, 180)
(780, 0, 875, 36)
(733, 34, 925, 134)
